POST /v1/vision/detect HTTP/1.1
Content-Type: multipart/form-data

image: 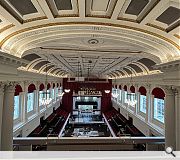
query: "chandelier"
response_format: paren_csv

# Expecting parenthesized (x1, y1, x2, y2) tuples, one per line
(125, 61, 137, 107)
(112, 78, 119, 98)
(58, 91, 64, 97)
(40, 56, 52, 105)
(112, 92, 119, 98)
(58, 86, 64, 97)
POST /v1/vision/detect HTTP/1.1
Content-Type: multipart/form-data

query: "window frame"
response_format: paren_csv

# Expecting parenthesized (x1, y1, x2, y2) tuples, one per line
(139, 95, 147, 114)
(153, 97, 165, 124)
(27, 92, 35, 117)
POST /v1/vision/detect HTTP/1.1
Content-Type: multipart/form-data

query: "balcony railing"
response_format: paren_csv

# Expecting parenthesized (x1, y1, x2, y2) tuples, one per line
(13, 137, 165, 151)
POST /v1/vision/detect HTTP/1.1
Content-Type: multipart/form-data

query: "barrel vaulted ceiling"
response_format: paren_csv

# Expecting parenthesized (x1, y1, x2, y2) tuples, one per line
(0, 0, 179, 78)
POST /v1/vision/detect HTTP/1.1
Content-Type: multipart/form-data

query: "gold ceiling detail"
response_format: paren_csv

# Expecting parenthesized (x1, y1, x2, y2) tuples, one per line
(0, 24, 15, 34)
(146, 23, 167, 32)
(174, 34, 180, 39)
(23, 16, 48, 23)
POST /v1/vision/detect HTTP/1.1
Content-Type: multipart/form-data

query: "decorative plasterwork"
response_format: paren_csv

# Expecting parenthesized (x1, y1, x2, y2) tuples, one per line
(1, 24, 179, 63)
(153, 59, 180, 72)
(0, 0, 179, 78)
(0, 51, 28, 67)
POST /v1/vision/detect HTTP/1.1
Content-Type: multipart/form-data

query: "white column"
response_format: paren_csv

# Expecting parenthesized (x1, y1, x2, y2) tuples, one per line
(146, 86, 151, 122)
(164, 87, 176, 149)
(1, 82, 15, 151)
(54, 87, 57, 102)
(0, 82, 5, 150)
(35, 90, 40, 114)
(21, 92, 28, 122)
(136, 92, 140, 115)
(134, 85, 138, 114)
(175, 87, 180, 150)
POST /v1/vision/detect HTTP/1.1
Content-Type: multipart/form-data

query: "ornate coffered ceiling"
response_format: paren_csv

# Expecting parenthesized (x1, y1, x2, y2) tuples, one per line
(0, 0, 179, 78)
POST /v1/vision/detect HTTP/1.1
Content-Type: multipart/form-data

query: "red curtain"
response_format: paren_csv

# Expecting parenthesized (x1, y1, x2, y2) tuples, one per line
(130, 86, 135, 93)
(139, 86, 147, 96)
(28, 84, 36, 93)
(39, 83, 44, 91)
(14, 85, 23, 96)
(152, 87, 165, 99)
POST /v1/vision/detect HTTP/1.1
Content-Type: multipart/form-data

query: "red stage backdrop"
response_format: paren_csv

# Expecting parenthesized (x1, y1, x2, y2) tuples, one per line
(62, 78, 112, 113)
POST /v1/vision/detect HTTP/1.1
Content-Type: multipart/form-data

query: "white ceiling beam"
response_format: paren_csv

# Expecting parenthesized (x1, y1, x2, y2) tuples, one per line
(140, 0, 169, 25)
(111, 0, 126, 20)
(0, 4, 21, 25)
(78, 0, 86, 18)
(35, 0, 54, 20)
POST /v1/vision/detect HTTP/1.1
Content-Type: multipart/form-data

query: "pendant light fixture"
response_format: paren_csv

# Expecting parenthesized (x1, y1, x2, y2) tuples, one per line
(112, 77, 119, 98)
(125, 60, 137, 106)
(40, 56, 52, 105)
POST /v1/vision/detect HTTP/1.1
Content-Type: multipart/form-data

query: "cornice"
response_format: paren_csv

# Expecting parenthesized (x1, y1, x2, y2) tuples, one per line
(0, 51, 28, 67)
(153, 59, 180, 72)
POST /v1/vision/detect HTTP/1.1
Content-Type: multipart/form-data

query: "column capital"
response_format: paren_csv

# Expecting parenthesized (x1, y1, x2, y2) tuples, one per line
(4, 81, 17, 92)
(0, 82, 5, 91)
(161, 85, 176, 95)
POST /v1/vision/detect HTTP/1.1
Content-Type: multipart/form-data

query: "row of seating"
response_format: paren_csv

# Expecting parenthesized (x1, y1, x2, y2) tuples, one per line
(29, 107, 69, 137)
(104, 108, 144, 137)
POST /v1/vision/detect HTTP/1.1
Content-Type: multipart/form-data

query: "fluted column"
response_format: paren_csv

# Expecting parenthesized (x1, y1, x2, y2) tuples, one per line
(1, 82, 16, 151)
(0, 82, 5, 150)
(164, 86, 176, 149)
(175, 87, 180, 150)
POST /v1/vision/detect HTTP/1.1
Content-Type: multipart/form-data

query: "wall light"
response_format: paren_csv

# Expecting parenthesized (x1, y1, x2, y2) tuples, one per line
(105, 90, 110, 93)
(64, 89, 70, 93)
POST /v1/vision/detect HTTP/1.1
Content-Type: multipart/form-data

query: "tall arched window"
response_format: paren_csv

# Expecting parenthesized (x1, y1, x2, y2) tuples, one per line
(56, 83, 59, 98)
(14, 85, 22, 120)
(27, 84, 36, 113)
(118, 85, 122, 102)
(52, 83, 55, 99)
(124, 85, 128, 103)
(47, 83, 51, 100)
(130, 86, 136, 102)
(152, 87, 165, 123)
(139, 86, 147, 114)
(39, 83, 45, 107)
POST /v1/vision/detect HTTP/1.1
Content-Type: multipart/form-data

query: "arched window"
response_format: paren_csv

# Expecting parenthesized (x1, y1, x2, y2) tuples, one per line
(118, 85, 122, 102)
(52, 83, 55, 99)
(39, 83, 45, 107)
(27, 84, 36, 113)
(124, 85, 128, 103)
(14, 85, 22, 120)
(139, 86, 147, 114)
(56, 83, 59, 97)
(129, 86, 136, 102)
(112, 84, 116, 96)
(47, 83, 51, 100)
(152, 87, 165, 123)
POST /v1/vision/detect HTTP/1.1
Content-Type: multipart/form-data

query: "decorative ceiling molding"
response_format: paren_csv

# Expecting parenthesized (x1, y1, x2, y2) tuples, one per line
(0, 0, 179, 78)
